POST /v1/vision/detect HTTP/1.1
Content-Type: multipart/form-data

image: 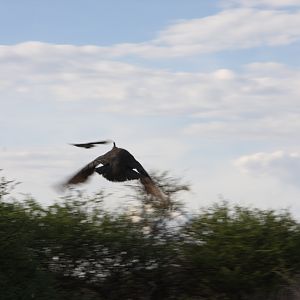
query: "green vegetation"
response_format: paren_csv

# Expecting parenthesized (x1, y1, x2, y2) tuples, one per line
(1, 172, 300, 299)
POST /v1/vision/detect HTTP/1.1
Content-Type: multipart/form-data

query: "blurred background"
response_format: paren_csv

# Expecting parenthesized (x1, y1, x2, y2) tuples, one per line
(1, 0, 300, 298)
(2, 173, 300, 299)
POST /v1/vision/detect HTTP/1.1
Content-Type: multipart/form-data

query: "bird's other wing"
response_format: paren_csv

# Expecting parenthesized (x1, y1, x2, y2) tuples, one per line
(71, 143, 96, 149)
(140, 177, 168, 203)
(129, 157, 168, 201)
(63, 151, 114, 186)
(71, 140, 113, 149)
(63, 146, 121, 186)
(64, 155, 106, 185)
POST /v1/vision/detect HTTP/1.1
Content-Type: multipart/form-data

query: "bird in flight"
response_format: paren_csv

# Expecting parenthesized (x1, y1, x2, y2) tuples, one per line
(63, 140, 167, 202)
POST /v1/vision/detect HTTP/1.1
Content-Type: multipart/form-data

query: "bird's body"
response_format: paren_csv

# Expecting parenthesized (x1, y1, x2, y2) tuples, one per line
(63, 141, 167, 202)
(95, 146, 149, 182)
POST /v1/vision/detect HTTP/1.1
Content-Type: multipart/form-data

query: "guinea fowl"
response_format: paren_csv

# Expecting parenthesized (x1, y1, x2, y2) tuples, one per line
(63, 140, 167, 202)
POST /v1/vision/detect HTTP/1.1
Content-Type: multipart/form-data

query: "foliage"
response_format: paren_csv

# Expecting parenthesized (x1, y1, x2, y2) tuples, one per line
(1, 172, 300, 299)
(181, 202, 300, 299)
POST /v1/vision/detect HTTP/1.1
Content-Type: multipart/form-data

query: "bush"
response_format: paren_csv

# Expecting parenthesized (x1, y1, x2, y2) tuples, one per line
(1, 173, 300, 299)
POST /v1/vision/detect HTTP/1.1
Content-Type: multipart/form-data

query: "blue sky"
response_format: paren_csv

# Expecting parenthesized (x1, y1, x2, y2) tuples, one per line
(0, 1, 216, 44)
(1, 0, 300, 215)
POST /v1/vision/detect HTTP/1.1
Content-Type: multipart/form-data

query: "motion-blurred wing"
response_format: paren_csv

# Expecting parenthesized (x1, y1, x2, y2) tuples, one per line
(71, 140, 113, 149)
(140, 177, 168, 202)
(63, 153, 111, 186)
(65, 165, 95, 185)
(64, 155, 106, 185)
(71, 143, 96, 149)
(129, 157, 167, 201)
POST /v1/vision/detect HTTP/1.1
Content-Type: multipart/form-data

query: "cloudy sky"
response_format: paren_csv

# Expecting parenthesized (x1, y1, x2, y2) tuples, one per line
(1, 0, 300, 215)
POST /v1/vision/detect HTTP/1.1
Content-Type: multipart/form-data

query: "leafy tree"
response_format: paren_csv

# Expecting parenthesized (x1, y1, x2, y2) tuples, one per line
(181, 202, 300, 299)
(0, 176, 61, 300)
(1, 171, 300, 299)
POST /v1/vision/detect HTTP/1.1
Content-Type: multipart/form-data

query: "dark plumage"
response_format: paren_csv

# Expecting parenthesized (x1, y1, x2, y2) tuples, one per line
(63, 141, 167, 201)
(71, 140, 113, 149)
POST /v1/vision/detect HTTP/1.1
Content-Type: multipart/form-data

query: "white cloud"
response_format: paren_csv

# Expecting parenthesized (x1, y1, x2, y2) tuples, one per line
(234, 150, 300, 186)
(221, 0, 300, 8)
(0, 147, 74, 204)
(2, 7, 300, 61)
(184, 114, 300, 140)
(182, 62, 300, 139)
(1, 42, 300, 140)
(153, 9, 300, 56)
(188, 164, 300, 214)
(121, 8, 300, 57)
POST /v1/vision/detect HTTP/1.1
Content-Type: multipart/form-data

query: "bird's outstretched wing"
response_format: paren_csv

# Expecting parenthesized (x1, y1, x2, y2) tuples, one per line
(128, 157, 168, 202)
(71, 140, 113, 149)
(63, 147, 119, 186)
(64, 155, 106, 186)
(140, 177, 168, 203)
